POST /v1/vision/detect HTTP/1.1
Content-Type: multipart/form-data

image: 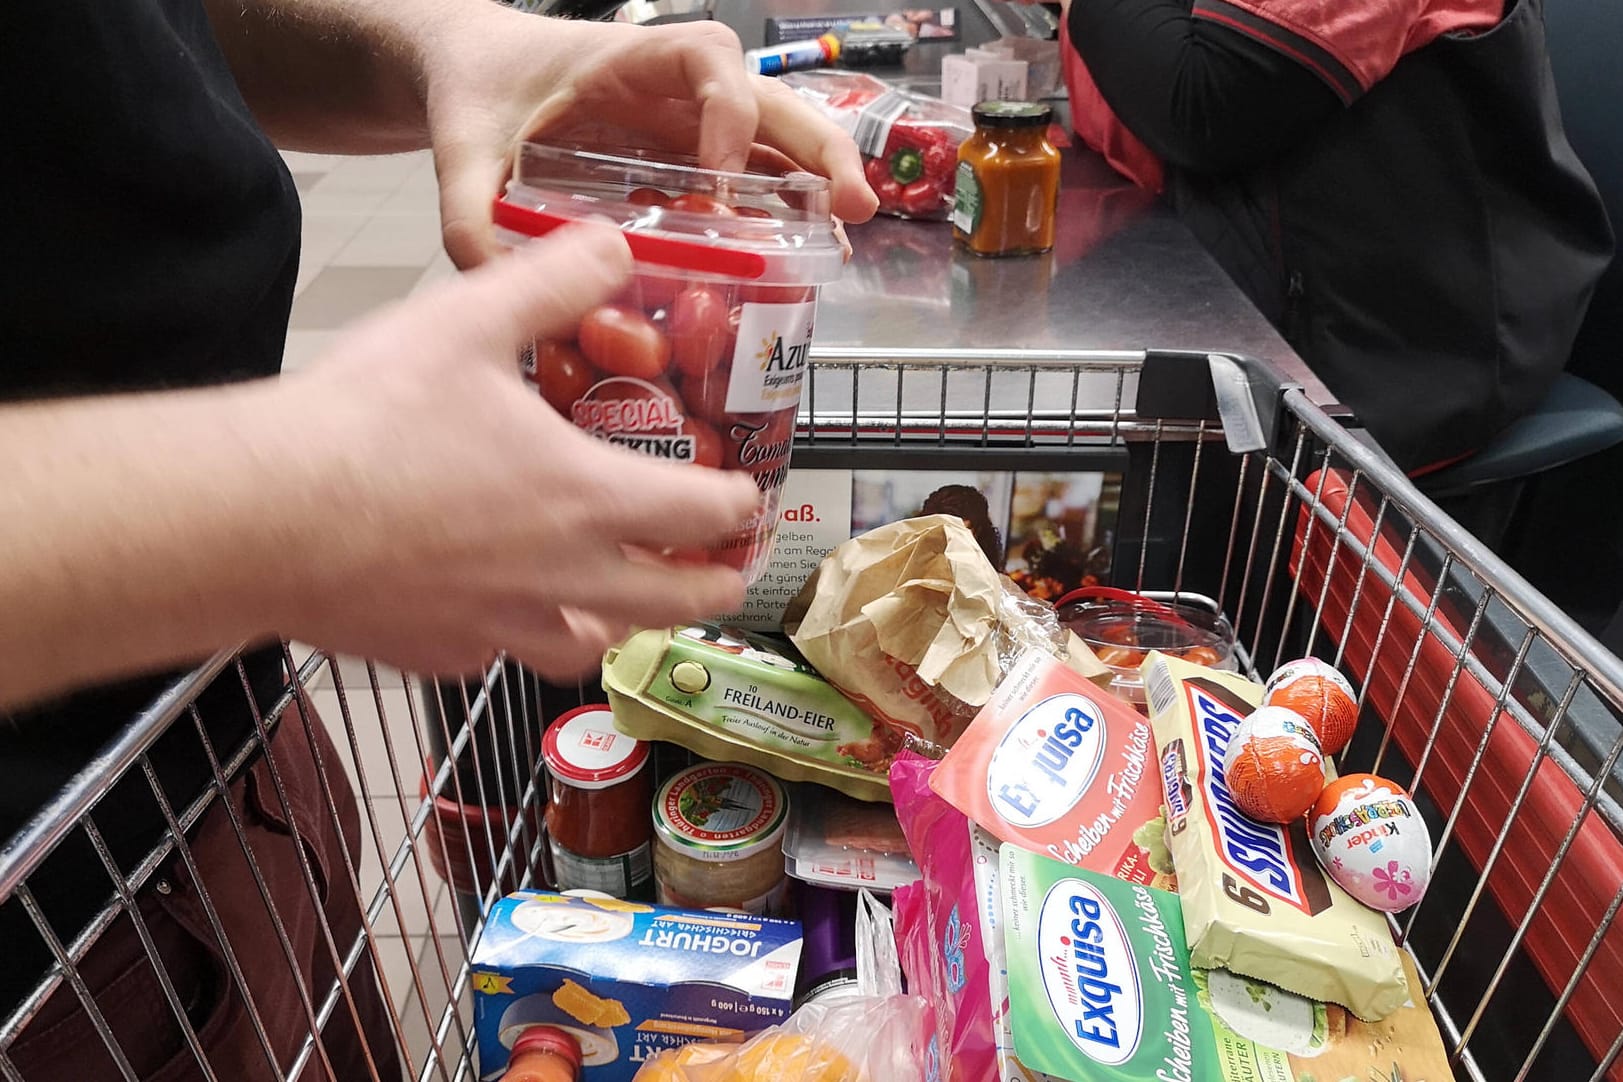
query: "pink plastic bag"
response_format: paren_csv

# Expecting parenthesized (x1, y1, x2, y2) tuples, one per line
(890, 751, 997, 1082)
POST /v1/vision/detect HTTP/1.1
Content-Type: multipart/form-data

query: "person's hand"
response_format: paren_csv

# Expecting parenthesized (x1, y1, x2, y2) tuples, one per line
(419, 6, 878, 269)
(275, 224, 758, 680)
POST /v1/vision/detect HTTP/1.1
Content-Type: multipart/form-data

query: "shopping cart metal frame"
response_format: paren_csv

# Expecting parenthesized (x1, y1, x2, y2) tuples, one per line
(2, 348, 1620, 1082)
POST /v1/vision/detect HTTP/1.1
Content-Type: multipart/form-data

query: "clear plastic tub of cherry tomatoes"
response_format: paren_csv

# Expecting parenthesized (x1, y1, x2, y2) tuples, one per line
(783, 71, 973, 221)
(495, 142, 846, 585)
(1056, 588, 1239, 708)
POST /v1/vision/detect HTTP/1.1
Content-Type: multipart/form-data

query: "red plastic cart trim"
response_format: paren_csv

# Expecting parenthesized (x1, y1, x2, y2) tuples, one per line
(1292, 468, 1623, 1080)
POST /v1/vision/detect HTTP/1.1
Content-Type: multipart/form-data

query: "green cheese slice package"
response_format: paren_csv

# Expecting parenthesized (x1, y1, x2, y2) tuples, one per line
(997, 843, 1456, 1082)
(1000, 844, 1223, 1082)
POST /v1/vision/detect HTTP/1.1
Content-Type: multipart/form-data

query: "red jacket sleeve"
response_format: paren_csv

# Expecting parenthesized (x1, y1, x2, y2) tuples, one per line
(1189, 0, 1502, 101)
(1061, 26, 1166, 192)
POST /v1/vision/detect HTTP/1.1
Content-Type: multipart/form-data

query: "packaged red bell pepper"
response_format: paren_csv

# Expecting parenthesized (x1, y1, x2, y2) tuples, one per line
(784, 71, 973, 221)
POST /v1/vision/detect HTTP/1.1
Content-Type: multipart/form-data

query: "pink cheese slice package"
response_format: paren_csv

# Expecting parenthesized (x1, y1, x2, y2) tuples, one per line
(927, 649, 1165, 884)
(890, 751, 998, 1082)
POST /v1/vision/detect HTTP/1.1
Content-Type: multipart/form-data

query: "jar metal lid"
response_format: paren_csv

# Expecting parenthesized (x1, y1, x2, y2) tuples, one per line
(972, 100, 1053, 128)
(544, 706, 649, 790)
(653, 763, 789, 862)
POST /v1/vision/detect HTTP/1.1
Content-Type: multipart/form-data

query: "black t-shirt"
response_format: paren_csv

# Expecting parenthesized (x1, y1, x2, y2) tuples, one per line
(0, 0, 301, 1006)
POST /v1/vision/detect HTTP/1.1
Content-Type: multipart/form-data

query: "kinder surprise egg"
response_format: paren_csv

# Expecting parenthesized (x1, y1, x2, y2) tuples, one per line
(1309, 773, 1433, 912)
(1264, 658, 1359, 756)
(1222, 706, 1326, 824)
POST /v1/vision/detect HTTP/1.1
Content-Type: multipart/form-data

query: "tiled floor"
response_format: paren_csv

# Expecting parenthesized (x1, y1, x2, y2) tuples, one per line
(301, 651, 479, 1072)
(282, 149, 477, 1072)
(280, 149, 458, 375)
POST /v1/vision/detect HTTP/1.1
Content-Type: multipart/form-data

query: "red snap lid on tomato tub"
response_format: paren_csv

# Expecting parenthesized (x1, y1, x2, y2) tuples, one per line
(496, 142, 846, 587)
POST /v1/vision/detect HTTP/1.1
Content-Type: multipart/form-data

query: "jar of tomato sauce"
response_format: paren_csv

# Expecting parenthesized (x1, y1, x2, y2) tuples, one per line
(951, 101, 1062, 258)
(543, 706, 654, 900)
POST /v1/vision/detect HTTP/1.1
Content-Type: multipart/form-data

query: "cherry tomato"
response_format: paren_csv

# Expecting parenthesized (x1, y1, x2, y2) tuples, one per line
(627, 272, 682, 314)
(681, 368, 733, 425)
(669, 287, 734, 377)
(741, 284, 815, 304)
(682, 417, 724, 468)
(627, 187, 669, 207)
(898, 178, 943, 218)
(734, 205, 775, 219)
(667, 193, 737, 216)
(535, 340, 597, 413)
(578, 305, 671, 380)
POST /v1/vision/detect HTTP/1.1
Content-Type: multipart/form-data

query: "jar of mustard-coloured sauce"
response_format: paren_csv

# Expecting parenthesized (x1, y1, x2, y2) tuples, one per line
(952, 101, 1061, 258)
(652, 762, 790, 916)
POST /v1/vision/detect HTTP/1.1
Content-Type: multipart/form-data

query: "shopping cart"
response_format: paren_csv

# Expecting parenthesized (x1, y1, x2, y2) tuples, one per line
(2, 349, 1620, 1082)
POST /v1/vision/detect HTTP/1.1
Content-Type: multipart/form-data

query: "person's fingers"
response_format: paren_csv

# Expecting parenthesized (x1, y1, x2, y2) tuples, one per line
(434, 125, 515, 271)
(559, 607, 632, 655)
(745, 144, 803, 177)
(633, 24, 761, 174)
(687, 44, 760, 174)
(566, 24, 760, 175)
(503, 606, 623, 681)
(750, 77, 878, 223)
(577, 450, 761, 549)
(552, 555, 747, 628)
(423, 222, 633, 355)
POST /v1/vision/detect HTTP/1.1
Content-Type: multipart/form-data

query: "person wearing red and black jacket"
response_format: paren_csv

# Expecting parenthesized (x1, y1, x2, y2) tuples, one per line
(1056, 0, 1613, 472)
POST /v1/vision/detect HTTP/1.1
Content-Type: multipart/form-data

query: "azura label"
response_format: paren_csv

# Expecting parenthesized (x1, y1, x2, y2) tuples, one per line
(985, 694, 1109, 829)
(725, 301, 816, 414)
(1037, 880, 1143, 1066)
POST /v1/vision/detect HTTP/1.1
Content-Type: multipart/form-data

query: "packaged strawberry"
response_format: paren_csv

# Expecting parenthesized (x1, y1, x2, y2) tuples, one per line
(785, 71, 974, 221)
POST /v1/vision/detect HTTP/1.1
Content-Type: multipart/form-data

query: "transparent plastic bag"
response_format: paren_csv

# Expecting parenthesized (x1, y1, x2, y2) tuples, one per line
(633, 893, 931, 1082)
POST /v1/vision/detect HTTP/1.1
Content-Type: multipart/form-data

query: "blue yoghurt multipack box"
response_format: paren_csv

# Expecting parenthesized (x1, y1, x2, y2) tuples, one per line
(470, 891, 803, 1081)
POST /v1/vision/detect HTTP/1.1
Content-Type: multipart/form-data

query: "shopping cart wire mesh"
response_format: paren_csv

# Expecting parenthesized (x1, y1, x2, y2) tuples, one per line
(2, 350, 1619, 1081)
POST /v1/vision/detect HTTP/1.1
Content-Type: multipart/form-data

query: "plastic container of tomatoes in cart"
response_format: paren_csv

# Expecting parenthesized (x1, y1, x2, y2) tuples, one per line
(496, 142, 846, 584)
(1056, 586, 1238, 709)
(783, 71, 973, 220)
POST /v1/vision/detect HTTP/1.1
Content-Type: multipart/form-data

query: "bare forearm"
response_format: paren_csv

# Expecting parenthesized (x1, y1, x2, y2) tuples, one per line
(0, 383, 325, 709)
(204, 0, 492, 153)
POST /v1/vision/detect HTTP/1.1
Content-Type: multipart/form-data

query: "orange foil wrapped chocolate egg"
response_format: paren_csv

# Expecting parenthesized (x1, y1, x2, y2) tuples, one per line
(1222, 706, 1327, 824)
(1264, 658, 1359, 756)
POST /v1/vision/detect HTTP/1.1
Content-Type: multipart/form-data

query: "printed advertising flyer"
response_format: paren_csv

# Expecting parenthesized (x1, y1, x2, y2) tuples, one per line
(721, 467, 1121, 630)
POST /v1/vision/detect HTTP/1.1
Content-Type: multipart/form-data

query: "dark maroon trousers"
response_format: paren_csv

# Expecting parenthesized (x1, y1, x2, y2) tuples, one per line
(12, 710, 404, 1081)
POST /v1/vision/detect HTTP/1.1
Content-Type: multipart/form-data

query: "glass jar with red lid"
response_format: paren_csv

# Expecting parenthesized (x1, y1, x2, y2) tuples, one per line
(542, 706, 654, 901)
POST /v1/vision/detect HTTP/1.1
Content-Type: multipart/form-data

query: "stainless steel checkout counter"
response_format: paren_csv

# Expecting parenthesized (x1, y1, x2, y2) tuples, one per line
(527, 0, 1341, 418)
(707, 0, 1341, 418)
